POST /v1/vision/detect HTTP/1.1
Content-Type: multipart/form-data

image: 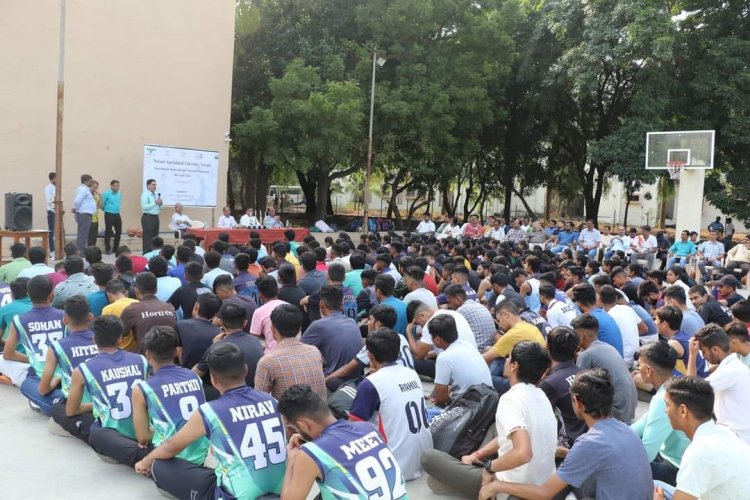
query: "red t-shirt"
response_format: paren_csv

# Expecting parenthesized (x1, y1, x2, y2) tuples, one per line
(424, 274, 439, 295)
(131, 255, 148, 273)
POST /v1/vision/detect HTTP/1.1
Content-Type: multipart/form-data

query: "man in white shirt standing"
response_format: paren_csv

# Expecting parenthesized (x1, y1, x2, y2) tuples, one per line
(687, 325, 750, 444)
(422, 340, 557, 498)
(630, 225, 658, 269)
(238, 208, 260, 228)
(44, 172, 56, 256)
(415, 212, 436, 234)
(169, 203, 192, 235)
(656, 376, 750, 500)
(216, 206, 238, 229)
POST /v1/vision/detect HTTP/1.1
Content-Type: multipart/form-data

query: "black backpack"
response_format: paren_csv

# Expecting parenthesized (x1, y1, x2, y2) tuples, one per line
(430, 384, 499, 458)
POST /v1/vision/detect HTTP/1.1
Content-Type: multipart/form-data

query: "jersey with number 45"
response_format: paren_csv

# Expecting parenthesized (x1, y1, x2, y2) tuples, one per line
(80, 350, 149, 440)
(13, 306, 66, 377)
(198, 386, 286, 499)
(302, 420, 409, 500)
(136, 364, 209, 465)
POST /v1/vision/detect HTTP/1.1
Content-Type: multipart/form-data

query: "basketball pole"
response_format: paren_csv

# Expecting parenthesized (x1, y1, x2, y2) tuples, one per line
(54, 0, 67, 258)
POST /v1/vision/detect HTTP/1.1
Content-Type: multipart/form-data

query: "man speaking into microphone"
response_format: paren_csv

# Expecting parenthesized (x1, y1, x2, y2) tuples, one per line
(140, 179, 163, 253)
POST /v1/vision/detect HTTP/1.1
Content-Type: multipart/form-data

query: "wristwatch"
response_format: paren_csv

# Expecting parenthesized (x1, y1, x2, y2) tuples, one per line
(483, 459, 493, 473)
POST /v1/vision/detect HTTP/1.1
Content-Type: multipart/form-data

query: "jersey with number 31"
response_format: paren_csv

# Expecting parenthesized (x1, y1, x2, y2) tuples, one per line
(80, 350, 149, 440)
(198, 386, 286, 499)
(302, 420, 409, 499)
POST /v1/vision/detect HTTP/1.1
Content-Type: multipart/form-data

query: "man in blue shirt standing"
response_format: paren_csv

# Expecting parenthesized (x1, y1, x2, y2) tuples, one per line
(140, 179, 163, 254)
(73, 174, 96, 253)
(101, 180, 122, 255)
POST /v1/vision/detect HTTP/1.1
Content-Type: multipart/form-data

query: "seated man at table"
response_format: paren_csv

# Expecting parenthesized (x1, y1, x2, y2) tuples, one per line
(264, 207, 278, 228)
(216, 206, 238, 229)
(238, 207, 261, 228)
(169, 203, 192, 236)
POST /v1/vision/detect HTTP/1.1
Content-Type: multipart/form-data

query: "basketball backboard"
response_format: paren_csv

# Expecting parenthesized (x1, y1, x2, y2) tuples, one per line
(645, 130, 715, 169)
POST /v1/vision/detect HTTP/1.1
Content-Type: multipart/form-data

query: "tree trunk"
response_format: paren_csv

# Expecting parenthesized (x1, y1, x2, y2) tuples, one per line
(510, 186, 537, 219)
(315, 168, 331, 221)
(296, 171, 318, 216)
(503, 184, 512, 221)
(623, 199, 631, 227)
(254, 165, 271, 217)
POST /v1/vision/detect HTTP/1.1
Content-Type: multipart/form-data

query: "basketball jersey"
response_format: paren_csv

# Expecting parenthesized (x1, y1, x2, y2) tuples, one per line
(137, 364, 209, 464)
(13, 306, 66, 376)
(80, 350, 149, 439)
(301, 420, 408, 499)
(197, 386, 286, 498)
(50, 330, 99, 396)
(355, 336, 414, 370)
(524, 278, 541, 313)
(342, 285, 357, 321)
(349, 365, 433, 481)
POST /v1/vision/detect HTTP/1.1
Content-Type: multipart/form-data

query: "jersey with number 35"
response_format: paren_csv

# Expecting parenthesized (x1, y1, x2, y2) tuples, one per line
(136, 364, 209, 465)
(198, 386, 286, 499)
(80, 350, 149, 440)
(13, 306, 65, 376)
(302, 420, 409, 499)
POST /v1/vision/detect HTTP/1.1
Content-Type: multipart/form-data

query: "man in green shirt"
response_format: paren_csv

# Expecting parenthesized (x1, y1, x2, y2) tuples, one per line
(632, 341, 690, 486)
(0, 243, 31, 282)
(140, 178, 163, 254)
(102, 179, 123, 255)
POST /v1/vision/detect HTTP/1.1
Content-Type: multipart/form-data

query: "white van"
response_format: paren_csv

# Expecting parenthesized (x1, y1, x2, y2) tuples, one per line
(267, 185, 305, 206)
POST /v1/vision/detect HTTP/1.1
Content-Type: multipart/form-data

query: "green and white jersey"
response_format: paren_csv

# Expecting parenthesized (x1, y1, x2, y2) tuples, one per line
(137, 364, 209, 465)
(80, 350, 148, 440)
(197, 386, 286, 498)
(12, 305, 65, 377)
(49, 330, 98, 396)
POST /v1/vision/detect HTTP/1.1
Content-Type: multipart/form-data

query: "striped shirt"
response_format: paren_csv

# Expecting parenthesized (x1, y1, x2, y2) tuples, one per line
(698, 240, 725, 260)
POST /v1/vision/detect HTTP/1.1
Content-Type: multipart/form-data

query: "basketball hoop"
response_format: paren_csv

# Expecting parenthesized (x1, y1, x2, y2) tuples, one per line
(667, 161, 685, 182)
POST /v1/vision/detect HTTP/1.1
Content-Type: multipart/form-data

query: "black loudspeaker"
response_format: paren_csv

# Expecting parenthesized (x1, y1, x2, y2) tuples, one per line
(5, 193, 33, 231)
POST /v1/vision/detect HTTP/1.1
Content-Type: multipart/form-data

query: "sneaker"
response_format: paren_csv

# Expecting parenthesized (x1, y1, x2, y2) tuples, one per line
(48, 417, 72, 437)
(0, 374, 12, 385)
(97, 453, 119, 464)
(28, 400, 42, 413)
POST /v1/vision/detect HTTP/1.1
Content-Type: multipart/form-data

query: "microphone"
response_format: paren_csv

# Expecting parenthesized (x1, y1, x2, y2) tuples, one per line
(157, 193, 161, 198)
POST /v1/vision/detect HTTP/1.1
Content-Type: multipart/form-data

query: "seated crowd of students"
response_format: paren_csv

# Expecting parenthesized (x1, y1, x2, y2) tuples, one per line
(0, 221, 749, 499)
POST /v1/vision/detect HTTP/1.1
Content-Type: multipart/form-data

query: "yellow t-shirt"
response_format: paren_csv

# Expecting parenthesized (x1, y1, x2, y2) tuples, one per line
(102, 297, 139, 317)
(491, 321, 546, 358)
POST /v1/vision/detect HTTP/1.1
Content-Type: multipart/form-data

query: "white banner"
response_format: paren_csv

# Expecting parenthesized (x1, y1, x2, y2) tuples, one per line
(143, 144, 219, 207)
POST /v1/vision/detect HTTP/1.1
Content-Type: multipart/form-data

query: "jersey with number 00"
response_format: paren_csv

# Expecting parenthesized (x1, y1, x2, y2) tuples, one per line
(80, 350, 149, 440)
(137, 364, 209, 465)
(198, 386, 286, 498)
(50, 330, 99, 396)
(13, 306, 65, 376)
(349, 365, 433, 480)
(355, 335, 414, 370)
(302, 420, 409, 500)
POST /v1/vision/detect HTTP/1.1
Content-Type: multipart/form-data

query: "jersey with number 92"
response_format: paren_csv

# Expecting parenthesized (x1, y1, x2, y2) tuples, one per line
(302, 420, 408, 500)
(198, 386, 286, 498)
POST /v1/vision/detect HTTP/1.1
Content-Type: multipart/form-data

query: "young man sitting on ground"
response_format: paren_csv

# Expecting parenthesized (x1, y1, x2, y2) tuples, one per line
(64, 315, 149, 462)
(132, 326, 208, 466)
(135, 343, 286, 499)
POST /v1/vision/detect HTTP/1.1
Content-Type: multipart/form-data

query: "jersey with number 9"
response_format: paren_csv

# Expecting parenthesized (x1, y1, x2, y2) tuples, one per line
(302, 420, 408, 500)
(136, 364, 209, 465)
(198, 386, 286, 498)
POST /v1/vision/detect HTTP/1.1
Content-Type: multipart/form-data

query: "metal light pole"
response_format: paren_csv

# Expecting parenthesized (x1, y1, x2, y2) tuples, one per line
(362, 49, 385, 234)
(54, 0, 67, 257)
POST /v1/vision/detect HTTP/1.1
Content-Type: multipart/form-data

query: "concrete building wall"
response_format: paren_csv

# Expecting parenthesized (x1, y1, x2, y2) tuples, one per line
(0, 0, 235, 246)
